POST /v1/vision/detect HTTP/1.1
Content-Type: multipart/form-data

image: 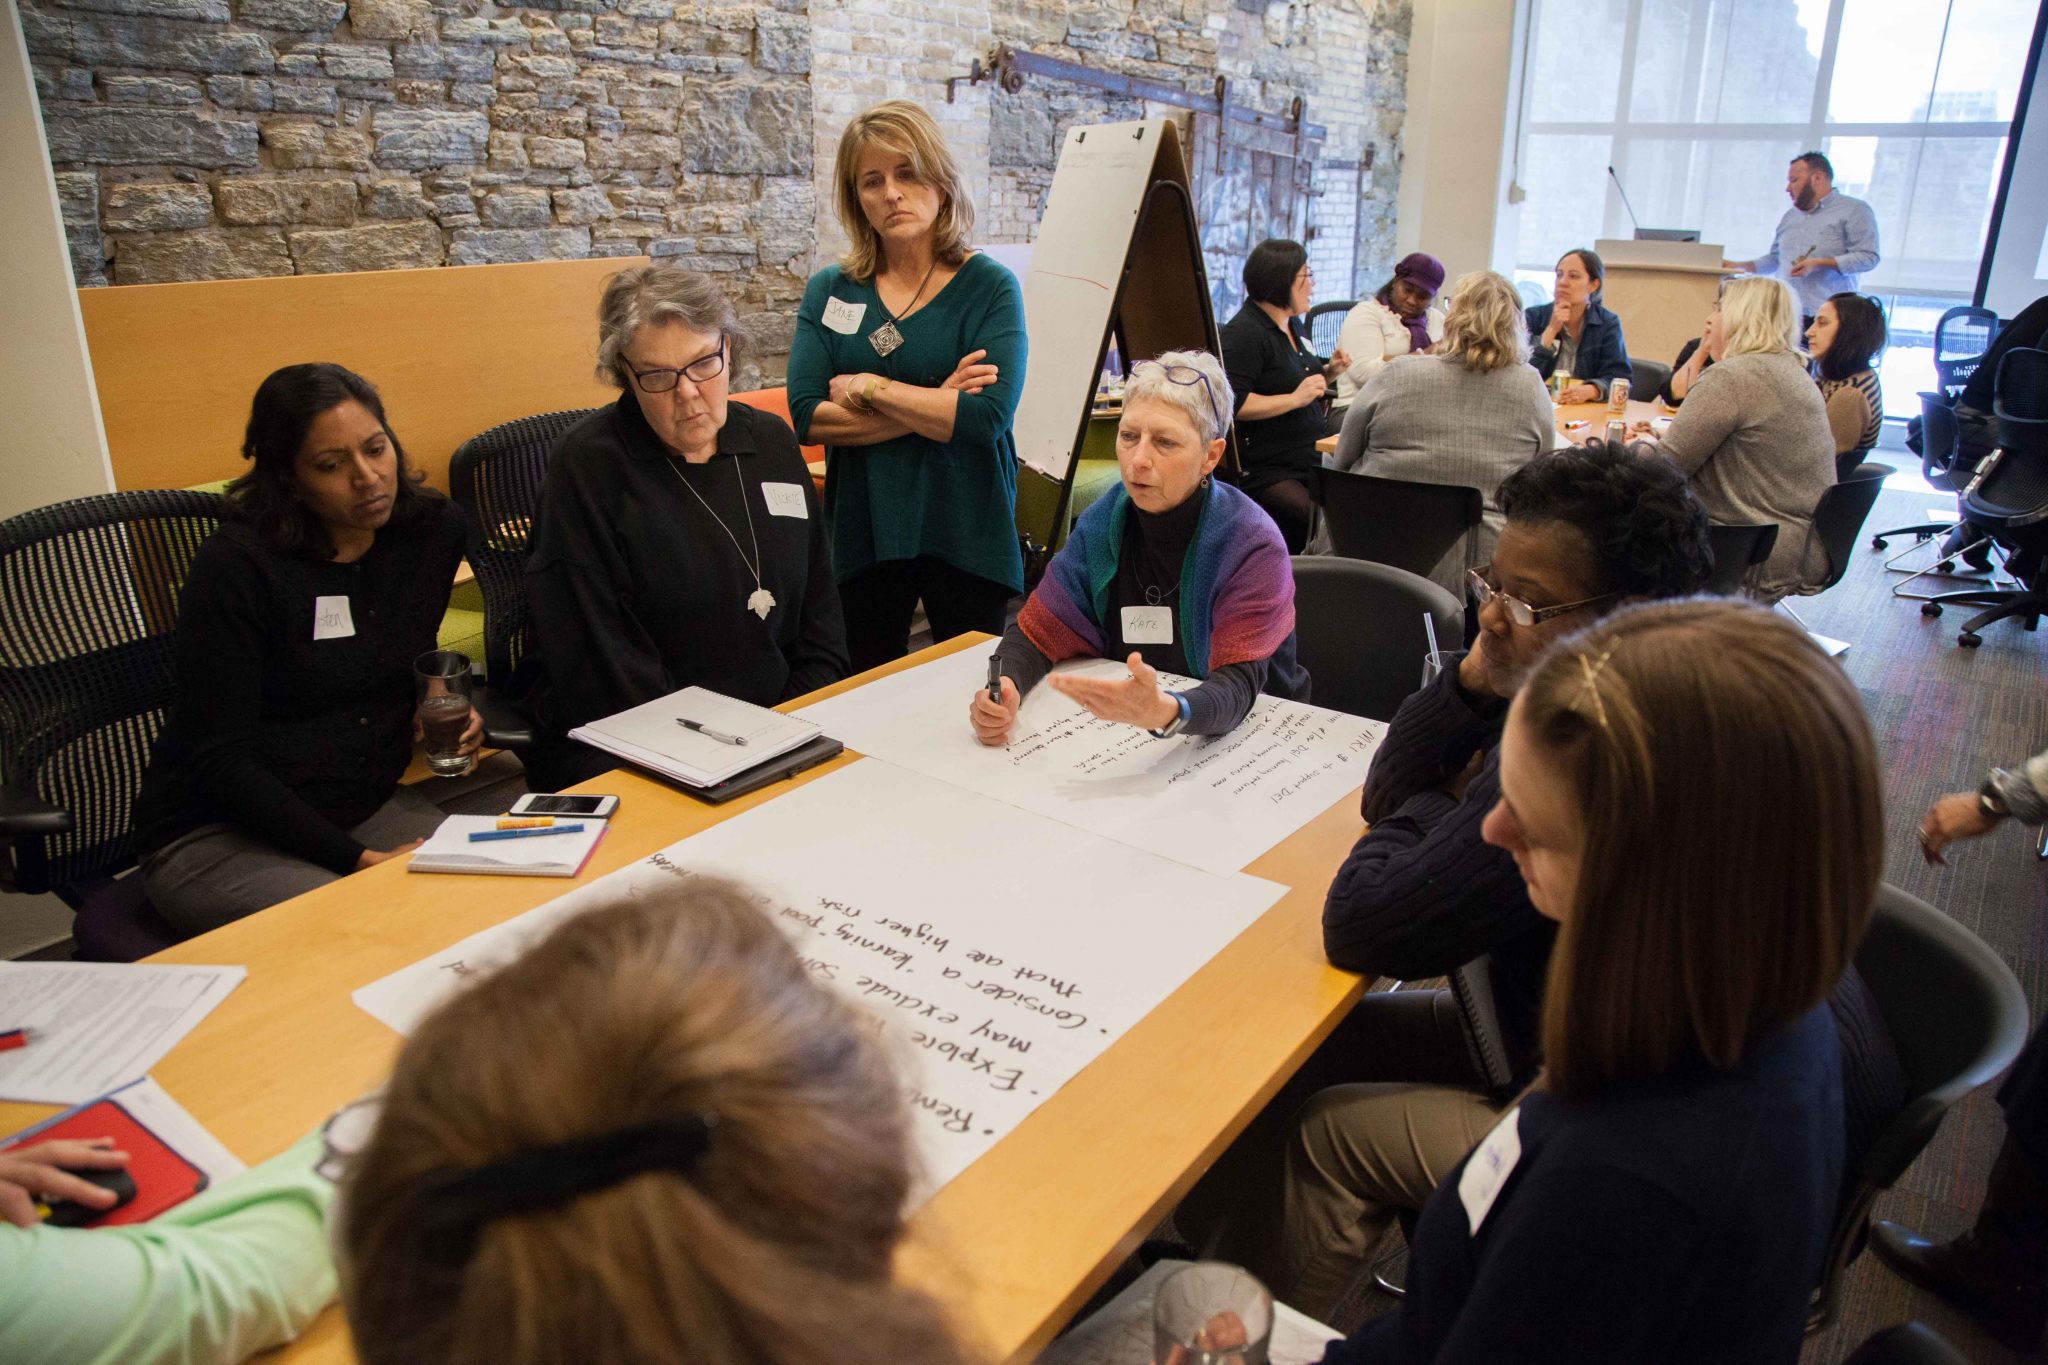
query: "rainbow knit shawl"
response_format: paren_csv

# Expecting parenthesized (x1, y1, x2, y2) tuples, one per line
(1017, 480, 1306, 689)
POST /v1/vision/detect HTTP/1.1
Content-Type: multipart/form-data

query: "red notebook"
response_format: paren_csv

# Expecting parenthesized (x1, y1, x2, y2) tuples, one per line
(17, 1096, 208, 1226)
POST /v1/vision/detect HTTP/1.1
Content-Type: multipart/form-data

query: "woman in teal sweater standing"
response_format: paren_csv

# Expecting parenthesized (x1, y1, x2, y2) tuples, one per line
(787, 100, 1028, 671)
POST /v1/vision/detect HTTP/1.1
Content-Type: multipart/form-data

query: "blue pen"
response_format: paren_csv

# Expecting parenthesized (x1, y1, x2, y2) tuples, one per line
(468, 823, 586, 843)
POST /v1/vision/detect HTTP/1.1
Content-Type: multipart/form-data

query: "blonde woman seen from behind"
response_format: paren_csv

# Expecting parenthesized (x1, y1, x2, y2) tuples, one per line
(1632, 275, 1835, 600)
(1333, 271, 1556, 594)
(335, 880, 976, 1365)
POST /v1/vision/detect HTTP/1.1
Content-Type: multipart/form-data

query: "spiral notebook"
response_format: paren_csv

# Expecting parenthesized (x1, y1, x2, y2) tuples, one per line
(407, 816, 607, 878)
(568, 686, 822, 788)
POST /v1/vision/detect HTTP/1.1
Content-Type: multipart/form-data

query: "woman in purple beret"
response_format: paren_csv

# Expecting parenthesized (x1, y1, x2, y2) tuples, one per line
(1329, 252, 1447, 427)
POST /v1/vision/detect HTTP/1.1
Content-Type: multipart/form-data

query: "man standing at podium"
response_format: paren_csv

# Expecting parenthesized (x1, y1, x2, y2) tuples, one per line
(1723, 151, 1880, 323)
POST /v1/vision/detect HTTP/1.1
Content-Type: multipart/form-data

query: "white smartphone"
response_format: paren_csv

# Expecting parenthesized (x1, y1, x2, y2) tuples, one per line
(507, 793, 620, 820)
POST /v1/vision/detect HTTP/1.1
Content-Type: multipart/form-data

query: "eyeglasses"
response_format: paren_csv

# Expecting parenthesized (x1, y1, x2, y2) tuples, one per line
(1130, 360, 1225, 441)
(1467, 566, 1616, 627)
(626, 339, 728, 393)
(318, 1091, 384, 1182)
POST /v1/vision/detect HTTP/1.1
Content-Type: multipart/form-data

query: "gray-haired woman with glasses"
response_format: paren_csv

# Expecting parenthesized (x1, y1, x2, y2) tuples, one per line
(971, 350, 1308, 745)
(518, 264, 849, 790)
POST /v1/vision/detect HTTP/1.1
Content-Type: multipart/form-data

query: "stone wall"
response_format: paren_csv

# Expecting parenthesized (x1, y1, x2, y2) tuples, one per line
(24, 0, 1409, 378)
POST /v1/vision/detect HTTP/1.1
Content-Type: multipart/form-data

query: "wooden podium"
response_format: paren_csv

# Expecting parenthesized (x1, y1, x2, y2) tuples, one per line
(1595, 238, 1729, 370)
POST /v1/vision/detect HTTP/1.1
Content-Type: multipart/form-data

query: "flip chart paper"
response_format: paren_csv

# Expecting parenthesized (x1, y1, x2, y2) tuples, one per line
(353, 761, 1284, 1198)
(796, 650, 1386, 876)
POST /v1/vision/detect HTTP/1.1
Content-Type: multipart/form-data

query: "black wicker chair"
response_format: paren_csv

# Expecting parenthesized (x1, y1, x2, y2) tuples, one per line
(0, 490, 229, 959)
(447, 407, 600, 748)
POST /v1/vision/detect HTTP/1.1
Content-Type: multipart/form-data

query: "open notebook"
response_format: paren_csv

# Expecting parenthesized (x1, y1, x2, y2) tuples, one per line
(568, 686, 821, 788)
(408, 816, 607, 878)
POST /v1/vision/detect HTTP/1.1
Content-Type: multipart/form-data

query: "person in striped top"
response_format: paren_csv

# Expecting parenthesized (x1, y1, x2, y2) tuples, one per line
(1808, 292, 1887, 459)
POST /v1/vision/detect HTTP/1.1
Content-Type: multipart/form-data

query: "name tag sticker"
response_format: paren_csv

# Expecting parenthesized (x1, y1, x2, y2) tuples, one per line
(1121, 605, 1173, 645)
(312, 595, 355, 641)
(1458, 1106, 1523, 1235)
(821, 297, 867, 335)
(761, 482, 809, 519)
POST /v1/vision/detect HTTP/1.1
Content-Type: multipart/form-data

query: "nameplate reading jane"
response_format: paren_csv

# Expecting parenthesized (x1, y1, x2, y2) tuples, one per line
(821, 297, 867, 335)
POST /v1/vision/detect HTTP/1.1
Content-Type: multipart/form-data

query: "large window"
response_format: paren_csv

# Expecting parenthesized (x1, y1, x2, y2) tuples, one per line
(1512, 0, 2038, 415)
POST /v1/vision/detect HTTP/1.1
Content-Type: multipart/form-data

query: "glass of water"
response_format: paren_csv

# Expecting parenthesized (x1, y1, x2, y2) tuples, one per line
(1153, 1261, 1273, 1365)
(413, 650, 474, 778)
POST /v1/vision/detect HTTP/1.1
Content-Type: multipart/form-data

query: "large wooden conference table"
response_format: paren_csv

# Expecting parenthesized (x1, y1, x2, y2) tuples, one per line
(0, 633, 1370, 1363)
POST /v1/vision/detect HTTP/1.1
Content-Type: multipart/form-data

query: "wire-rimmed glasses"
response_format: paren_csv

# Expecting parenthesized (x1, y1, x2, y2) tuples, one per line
(1466, 566, 1617, 627)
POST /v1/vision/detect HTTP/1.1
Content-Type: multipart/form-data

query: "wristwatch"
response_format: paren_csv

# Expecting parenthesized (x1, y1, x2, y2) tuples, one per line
(1979, 777, 2011, 821)
(1148, 692, 1191, 739)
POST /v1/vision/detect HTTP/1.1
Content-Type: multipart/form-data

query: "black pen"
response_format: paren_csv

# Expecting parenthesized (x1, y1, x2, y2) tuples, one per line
(677, 717, 747, 746)
(987, 655, 1003, 702)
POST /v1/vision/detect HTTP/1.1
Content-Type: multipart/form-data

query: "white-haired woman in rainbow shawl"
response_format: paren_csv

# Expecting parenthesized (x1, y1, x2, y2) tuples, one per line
(968, 349, 1309, 745)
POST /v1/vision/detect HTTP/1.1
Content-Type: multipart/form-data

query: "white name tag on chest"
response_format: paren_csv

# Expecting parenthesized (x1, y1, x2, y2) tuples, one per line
(761, 482, 808, 519)
(821, 297, 867, 335)
(1121, 605, 1173, 645)
(312, 595, 355, 641)
(1458, 1105, 1523, 1235)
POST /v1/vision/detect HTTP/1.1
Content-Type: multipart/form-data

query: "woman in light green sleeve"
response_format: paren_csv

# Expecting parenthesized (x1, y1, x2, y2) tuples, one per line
(0, 1129, 336, 1365)
(786, 99, 1028, 672)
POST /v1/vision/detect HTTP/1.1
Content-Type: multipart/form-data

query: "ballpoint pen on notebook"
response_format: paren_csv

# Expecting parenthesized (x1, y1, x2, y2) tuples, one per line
(676, 717, 748, 746)
(467, 823, 587, 843)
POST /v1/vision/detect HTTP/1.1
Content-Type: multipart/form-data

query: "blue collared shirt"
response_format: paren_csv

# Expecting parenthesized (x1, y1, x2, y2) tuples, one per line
(1752, 190, 1882, 316)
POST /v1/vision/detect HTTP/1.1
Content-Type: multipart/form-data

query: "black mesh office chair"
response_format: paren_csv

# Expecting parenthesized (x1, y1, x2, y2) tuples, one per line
(0, 490, 229, 960)
(1289, 557, 1462, 722)
(447, 407, 600, 747)
(1809, 883, 2030, 1330)
(1916, 348, 2048, 646)
(1933, 305, 2002, 400)
(1305, 299, 1356, 357)
(1873, 393, 1997, 596)
(1321, 471, 1484, 583)
(1704, 522, 1778, 595)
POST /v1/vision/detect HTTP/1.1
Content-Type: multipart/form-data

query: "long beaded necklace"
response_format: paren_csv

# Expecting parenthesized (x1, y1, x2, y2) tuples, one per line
(667, 456, 775, 620)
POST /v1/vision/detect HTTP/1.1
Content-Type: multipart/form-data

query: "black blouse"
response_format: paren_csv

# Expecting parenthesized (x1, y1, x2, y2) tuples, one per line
(520, 396, 848, 786)
(1219, 302, 1329, 491)
(132, 496, 468, 875)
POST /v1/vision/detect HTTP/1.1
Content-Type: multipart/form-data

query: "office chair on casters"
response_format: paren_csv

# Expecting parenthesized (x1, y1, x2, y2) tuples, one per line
(1808, 883, 2029, 1332)
(0, 490, 229, 961)
(1933, 305, 2002, 400)
(1304, 299, 1356, 358)
(1630, 356, 1673, 403)
(1775, 464, 1890, 637)
(1914, 348, 2048, 646)
(1289, 557, 1462, 722)
(1705, 523, 1778, 596)
(1873, 393, 1999, 597)
(1321, 472, 1484, 583)
(447, 407, 601, 748)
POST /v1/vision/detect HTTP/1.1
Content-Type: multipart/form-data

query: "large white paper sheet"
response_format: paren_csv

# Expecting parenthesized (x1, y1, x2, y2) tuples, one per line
(0, 963, 246, 1104)
(798, 650, 1385, 876)
(354, 761, 1284, 1197)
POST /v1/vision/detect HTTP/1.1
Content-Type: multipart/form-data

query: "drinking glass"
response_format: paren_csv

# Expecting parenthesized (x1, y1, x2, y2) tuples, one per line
(413, 649, 474, 778)
(1152, 1261, 1273, 1365)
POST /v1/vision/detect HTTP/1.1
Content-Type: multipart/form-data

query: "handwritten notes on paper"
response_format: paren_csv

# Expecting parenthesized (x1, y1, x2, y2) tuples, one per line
(797, 649, 1386, 876)
(354, 761, 1284, 1197)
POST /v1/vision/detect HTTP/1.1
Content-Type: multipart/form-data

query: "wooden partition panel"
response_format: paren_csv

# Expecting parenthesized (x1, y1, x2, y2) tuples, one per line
(78, 255, 646, 493)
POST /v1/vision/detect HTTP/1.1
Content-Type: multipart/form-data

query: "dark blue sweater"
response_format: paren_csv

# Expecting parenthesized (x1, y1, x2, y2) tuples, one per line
(1321, 1005, 1845, 1365)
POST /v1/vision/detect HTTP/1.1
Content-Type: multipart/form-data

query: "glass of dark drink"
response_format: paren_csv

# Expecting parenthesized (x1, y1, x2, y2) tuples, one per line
(413, 650, 474, 778)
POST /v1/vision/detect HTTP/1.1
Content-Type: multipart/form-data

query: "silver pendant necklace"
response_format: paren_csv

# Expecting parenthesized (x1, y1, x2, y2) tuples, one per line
(868, 256, 940, 358)
(667, 456, 775, 620)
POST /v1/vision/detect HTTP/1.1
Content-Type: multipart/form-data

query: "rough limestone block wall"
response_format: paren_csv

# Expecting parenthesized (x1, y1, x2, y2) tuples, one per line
(21, 0, 817, 384)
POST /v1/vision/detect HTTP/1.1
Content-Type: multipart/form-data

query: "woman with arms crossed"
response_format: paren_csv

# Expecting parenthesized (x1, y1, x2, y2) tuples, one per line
(787, 100, 1027, 671)
(970, 350, 1307, 745)
(132, 364, 476, 933)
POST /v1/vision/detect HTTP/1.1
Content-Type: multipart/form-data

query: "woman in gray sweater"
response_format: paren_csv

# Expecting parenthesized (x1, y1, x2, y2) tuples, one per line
(1633, 275, 1835, 601)
(1333, 270, 1556, 594)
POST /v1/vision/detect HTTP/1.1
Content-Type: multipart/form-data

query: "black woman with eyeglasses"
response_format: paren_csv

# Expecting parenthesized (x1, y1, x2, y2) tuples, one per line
(519, 264, 849, 790)
(971, 349, 1309, 746)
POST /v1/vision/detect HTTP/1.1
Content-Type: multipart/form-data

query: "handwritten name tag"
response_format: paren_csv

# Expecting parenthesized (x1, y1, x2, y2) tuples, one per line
(1458, 1105, 1523, 1235)
(821, 297, 867, 335)
(761, 482, 809, 519)
(312, 595, 355, 641)
(1121, 605, 1173, 645)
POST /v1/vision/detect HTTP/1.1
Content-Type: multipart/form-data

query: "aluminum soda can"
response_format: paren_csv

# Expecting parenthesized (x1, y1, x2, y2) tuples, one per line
(1605, 419, 1628, 445)
(1608, 376, 1630, 413)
